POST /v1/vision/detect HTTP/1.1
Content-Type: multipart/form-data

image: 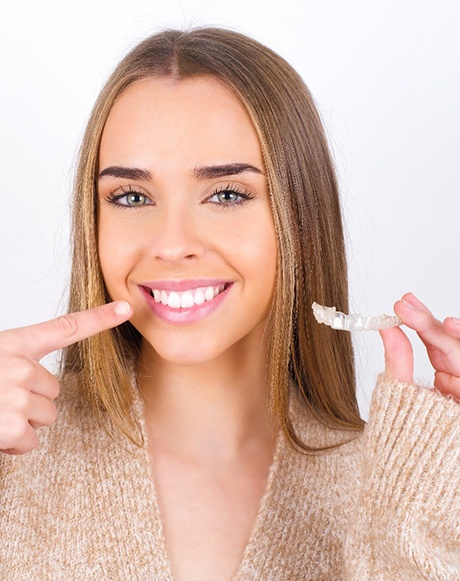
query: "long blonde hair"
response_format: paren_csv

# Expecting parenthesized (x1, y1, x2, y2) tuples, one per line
(62, 28, 365, 450)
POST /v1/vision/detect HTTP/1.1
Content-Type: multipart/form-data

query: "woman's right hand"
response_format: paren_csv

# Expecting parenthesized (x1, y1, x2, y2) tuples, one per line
(0, 301, 132, 455)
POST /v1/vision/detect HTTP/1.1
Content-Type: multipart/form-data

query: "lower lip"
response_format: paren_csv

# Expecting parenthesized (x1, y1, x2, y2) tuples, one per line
(139, 284, 233, 325)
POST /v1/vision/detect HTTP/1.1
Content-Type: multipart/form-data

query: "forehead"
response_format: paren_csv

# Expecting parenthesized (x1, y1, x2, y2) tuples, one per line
(99, 75, 263, 169)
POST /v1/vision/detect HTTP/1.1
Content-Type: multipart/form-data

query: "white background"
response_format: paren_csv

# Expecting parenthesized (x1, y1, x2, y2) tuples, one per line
(0, 0, 458, 418)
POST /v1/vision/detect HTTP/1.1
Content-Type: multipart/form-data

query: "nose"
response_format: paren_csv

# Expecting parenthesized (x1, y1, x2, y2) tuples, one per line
(149, 207, 205, 264)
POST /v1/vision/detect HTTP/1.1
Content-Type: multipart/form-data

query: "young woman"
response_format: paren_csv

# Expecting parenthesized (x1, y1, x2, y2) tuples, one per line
(0, 28, 459, 580)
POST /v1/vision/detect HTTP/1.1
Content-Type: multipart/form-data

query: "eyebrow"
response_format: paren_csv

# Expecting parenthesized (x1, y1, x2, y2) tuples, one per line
(98, 167, 152, 180)
(98, 162, 263, 181)
(193, 163, 264, 179)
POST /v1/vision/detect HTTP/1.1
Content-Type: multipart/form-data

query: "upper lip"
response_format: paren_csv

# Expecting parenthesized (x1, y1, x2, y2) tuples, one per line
(140, 279, 232, 292)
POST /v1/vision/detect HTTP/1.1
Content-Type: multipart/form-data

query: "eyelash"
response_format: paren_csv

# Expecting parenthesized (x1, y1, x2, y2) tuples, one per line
(104, 185, 151, 209)
(104, 183, 255, 210)
(206, 184, 255, 209)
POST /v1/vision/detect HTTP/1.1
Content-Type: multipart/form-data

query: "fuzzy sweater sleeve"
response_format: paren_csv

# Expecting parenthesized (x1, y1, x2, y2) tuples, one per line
(344, 375, 460, 580)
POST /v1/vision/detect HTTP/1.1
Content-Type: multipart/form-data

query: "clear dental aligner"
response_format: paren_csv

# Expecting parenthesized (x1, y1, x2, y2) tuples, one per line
(311, 302, 401, 332)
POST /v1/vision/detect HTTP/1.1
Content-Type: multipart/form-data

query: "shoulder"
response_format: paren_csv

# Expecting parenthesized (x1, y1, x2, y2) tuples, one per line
(278, 387, 365, 504)
(288, 387, 364, 455)
(0, 372, 141, 517)
(0, 373, 97, 480)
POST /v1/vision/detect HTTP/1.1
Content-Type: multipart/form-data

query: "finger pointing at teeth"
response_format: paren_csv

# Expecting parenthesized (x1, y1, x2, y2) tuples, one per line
(1, 300, 132, 361)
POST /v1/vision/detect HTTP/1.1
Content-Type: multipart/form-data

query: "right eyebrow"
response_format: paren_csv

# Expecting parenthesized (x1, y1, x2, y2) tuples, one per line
(98, 166, 152, 181)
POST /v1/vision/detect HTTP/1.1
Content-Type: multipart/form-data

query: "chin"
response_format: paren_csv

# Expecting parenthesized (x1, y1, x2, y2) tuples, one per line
(154, 346, 226, 367)
(142, 333, 229, 367)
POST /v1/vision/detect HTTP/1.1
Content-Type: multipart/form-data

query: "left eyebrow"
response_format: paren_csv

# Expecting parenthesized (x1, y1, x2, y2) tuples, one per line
(193, 163, 264, 179)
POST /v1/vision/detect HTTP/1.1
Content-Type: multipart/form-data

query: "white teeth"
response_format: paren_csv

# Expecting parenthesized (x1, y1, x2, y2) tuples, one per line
(194, 289, 205, 305)
(180, 291, 194, 308)
(204, 287, 214, 301)
(150, 284, 227, 309)
(167, 291, 181, 308)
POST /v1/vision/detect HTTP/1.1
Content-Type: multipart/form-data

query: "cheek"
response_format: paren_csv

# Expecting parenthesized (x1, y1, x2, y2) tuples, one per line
(97, 213, 141, 293)
(230, 213, 277, 299)
(257, 225, 278, 311)
(251, 214, 277, 274)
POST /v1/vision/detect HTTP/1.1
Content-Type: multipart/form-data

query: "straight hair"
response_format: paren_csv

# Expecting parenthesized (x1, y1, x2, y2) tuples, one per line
(62, 27, 365, 451)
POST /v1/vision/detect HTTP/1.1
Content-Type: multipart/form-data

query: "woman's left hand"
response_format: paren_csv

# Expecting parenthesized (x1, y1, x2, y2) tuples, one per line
(380, 292, 460, 398)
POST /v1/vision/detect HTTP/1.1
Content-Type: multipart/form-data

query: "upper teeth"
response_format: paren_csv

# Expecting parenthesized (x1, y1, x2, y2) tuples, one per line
(151, 284, 226, 309)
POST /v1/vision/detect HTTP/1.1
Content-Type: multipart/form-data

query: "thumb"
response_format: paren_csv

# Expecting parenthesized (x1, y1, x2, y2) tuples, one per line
(379, 326, 414, 384)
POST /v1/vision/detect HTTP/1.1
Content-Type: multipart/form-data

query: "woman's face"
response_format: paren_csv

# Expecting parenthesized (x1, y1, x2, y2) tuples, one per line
(97, 75, 277, 366)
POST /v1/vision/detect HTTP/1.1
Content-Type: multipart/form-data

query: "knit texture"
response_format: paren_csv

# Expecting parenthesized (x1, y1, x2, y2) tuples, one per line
(0, 375, 459, 579)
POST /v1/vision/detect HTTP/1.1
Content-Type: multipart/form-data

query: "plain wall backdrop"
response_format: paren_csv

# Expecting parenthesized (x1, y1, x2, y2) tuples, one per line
(0, 0, 459, 418)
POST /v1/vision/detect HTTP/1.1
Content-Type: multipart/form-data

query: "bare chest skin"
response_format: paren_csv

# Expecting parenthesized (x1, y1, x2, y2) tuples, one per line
(148, 442, 275, 581)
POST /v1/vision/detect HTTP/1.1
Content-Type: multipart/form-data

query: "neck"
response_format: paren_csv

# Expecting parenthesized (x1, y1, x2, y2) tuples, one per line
(137, 338, 277, 464)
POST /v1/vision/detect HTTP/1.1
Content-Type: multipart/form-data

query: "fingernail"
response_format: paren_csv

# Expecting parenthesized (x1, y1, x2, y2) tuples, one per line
(450, 317, 460, 325)
(114, 300, 131, 316)
(401, 299, 417, 310)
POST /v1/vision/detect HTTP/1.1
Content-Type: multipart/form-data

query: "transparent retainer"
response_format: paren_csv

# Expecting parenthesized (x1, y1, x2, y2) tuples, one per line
(312, 302, 401, 332)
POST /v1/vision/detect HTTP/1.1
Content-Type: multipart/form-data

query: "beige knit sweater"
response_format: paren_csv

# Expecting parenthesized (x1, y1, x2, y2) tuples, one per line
(0, 375, 459, 580)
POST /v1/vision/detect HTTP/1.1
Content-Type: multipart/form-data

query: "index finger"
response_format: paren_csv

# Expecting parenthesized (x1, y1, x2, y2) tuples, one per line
(4, 300, 132, 361)
(395, 295, 460, 376)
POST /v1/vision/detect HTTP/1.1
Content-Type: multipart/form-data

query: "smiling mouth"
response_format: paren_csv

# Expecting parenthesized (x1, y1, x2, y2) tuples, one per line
(147, 283, 232, 309)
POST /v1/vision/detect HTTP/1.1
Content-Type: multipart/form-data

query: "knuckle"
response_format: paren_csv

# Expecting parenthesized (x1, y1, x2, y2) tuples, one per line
(0, 329, 26, 358)
(12, 389, 32, 414)
(13, 358, 37, 385)
(0, 414, 30, 448)
(56, 314, 78, 337)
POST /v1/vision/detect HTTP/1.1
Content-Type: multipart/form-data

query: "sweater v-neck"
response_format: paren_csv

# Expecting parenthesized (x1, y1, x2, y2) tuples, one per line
(133, 386, 283, 580)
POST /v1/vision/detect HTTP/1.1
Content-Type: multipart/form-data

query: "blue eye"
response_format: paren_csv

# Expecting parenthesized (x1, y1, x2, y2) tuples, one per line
(119, 192, 148, 206)
(215, 190, 240, 203)
(208, 185, 254, 206)
(105, 188, 152, 208)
